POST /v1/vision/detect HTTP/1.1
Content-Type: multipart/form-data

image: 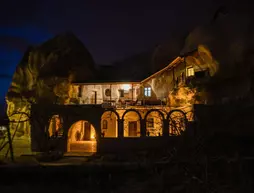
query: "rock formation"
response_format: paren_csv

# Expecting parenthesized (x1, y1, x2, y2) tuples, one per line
(111, 51, 153, 81)
(151, 34, 186, 73)
(4, 32, 96, 154)
(181, 3, 254, 103)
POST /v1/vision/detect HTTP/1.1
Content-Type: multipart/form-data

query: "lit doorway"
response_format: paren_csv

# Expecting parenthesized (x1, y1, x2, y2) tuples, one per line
(67, 120, 97, 153)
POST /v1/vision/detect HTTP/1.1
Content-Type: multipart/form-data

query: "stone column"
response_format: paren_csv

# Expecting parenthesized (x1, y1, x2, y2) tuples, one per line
(62, 115, 71, 152)
(96, 124, 101, 153)
(140, 119, 146, 137)
(117, 119, 124, 138)
(163, 119, 169, 136)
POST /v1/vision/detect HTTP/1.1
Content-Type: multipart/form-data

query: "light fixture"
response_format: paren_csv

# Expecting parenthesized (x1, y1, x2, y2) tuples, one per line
(0, 126, 7, 131)
(122, 84, 131, 91)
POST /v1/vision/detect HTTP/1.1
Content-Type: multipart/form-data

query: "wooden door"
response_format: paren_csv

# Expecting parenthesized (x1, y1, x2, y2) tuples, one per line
(83, 122, 91, 140)
(128, 121, 137, 136)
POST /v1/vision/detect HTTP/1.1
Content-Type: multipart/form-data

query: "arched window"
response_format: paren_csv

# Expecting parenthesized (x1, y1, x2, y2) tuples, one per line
(102, 120, 108, 130)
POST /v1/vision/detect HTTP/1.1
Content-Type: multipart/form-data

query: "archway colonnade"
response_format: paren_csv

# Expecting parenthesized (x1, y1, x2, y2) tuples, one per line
(45, 108, 188, 153)
(47, 109, 188, 140)
(100, 109, 188, 138)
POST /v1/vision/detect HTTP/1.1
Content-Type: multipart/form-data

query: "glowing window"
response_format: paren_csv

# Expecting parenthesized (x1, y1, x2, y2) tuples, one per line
(122, 84, 131, 91)
(186, 67, 194, 77)
(144, 87, 151, 97)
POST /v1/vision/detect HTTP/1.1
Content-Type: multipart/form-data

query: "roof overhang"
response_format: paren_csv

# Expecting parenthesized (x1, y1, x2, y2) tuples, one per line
(141, 56, 183, 83)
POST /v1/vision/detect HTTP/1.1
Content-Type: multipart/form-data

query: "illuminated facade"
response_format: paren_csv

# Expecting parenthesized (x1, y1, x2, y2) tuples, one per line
(51, 50, 214, 153)
(4, 46, 217, 155)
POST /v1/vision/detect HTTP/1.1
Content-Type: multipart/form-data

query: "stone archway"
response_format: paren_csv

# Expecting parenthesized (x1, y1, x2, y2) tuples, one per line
(101, 110, 120, 138)
(144, 109, 164, 137)
(167, 110, 187, 136)
(122, 109, 142, 137)
(67, 120, 97, 153)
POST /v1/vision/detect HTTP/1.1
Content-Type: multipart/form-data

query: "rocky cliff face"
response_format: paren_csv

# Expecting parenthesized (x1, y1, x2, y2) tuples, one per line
(111, 52, 153, 81)
(198, 6, 253, 68)
(151, 34, 186, 73)
(5, 32, 96, 140)
(181, 3, 254, 102)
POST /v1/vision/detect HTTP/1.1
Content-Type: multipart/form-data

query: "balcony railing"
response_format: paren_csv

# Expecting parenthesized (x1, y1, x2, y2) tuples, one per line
(69, 97, 168, 108)
(101, 98, 167, 109)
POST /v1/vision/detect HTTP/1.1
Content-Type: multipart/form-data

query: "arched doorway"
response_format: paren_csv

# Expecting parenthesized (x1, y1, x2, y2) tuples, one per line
(144, 110, 164, 137)
(67, 120, 97, 153)
(122, 110, 142, 137)
(48, 115, 63, 137)
(168, 110, 187, 136)
(101, 111, 119, 138)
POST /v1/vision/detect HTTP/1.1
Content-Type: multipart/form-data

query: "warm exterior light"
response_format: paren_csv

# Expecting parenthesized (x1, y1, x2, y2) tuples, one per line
(90, 128, 96, 139)
(186, 66, 194, 76)
(0, 126, 7, 131)
(122, 84, 131, 91)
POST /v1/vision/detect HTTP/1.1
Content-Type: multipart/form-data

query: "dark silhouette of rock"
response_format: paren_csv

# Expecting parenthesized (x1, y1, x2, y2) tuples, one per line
(151, 33, 186, 73)
(111, 51, 153, 82)
(181, 3, 254, 79)
(101, 33, 186, 82)
(6, 32, 97, 139)
(7, 32, 96, 104)
(38, 32, 96, 81)
(180, 2, 254, 102)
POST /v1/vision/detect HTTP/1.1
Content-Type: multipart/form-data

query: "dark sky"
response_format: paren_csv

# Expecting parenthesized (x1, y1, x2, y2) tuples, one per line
(0, 0, 223, 102)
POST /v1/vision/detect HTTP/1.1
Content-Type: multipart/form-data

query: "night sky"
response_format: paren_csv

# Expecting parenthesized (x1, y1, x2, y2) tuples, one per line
(0, 0, 225, 103)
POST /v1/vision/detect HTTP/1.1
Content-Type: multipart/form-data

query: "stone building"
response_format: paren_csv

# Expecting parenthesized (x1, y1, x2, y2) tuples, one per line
(1, 42, 223, 157)
(42, 46, 217, 154)
(3, 4, 254, 156)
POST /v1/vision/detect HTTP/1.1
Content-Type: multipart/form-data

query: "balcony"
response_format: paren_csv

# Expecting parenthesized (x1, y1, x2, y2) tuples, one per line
(101, 98, 167, 109)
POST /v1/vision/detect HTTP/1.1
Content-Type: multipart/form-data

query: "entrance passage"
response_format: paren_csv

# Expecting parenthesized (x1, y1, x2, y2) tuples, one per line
(128, 121, 138, 136)
(67, 120, 97, 153)
(123, 111, 141, 137)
